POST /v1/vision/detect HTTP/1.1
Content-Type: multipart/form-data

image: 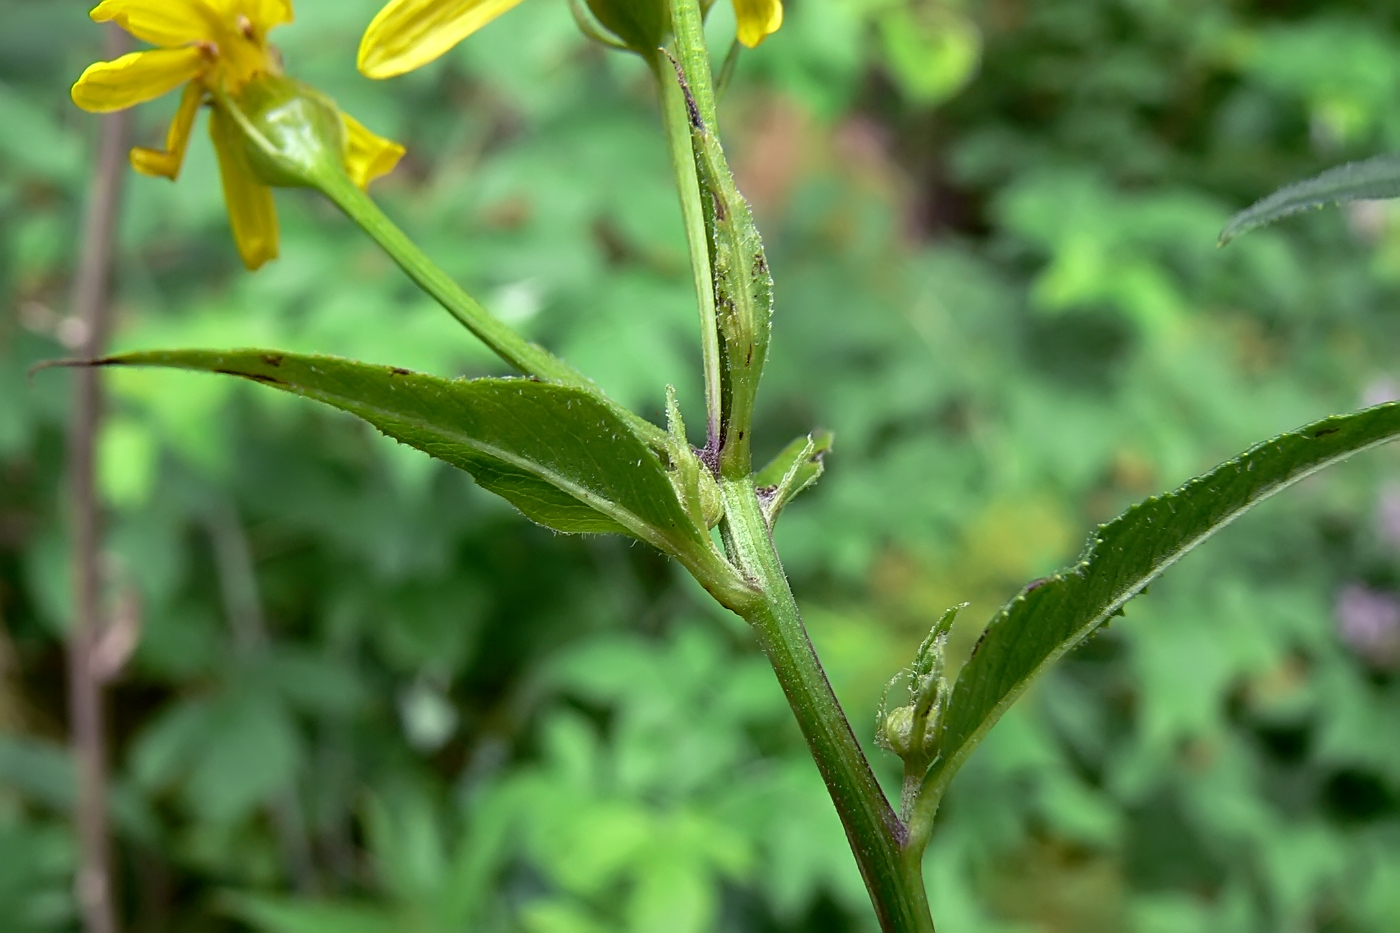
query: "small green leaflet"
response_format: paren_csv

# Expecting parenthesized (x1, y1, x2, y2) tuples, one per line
(754, 429, 833, 524)
(97, 350, 709, 557)
(1220, 152, 1400, 244)
(914, 401, 1400, 823)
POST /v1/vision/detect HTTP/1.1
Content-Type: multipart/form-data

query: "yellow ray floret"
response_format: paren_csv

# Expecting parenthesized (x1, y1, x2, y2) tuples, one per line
(358, 0, 783, 79)
(72, 0, 404, 270)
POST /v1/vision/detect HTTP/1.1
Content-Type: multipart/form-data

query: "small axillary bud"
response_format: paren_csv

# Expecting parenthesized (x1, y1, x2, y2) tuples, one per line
(227, 74, 347, 189)
(663, 386, 724, 531)
(876, 603, 967, 767)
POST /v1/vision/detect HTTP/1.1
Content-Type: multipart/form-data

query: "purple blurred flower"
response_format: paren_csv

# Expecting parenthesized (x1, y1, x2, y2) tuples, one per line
(1362, 377, 1400, 409)
(1335, 583, 1400, 668)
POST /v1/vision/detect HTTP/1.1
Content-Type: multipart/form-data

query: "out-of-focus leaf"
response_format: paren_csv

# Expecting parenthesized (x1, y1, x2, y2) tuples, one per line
(918, 402, 1400, 817)
(0, 82, 82, 183)
(95, 351, 709, 556)
(0, 735, 71, 811)
(877, 7, 981, 106)
(1220, 153, 1400, 244)
(222, 894, 399, 933)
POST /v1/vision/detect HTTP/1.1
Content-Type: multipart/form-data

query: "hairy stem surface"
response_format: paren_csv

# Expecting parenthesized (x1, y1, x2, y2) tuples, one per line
(719, 478, 935, 932)
(651, 50, 723, 445)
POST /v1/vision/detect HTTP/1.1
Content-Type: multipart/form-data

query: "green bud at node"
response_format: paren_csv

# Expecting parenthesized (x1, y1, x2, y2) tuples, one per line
(880, 705, 916, 758)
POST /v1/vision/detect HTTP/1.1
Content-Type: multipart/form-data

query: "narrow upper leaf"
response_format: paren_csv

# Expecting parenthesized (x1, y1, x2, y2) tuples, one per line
(99, 350, 710, 558)
(1220, 153, 1400, 244)
(917, 402, 1400, 821)
(755, 429, 833, 523)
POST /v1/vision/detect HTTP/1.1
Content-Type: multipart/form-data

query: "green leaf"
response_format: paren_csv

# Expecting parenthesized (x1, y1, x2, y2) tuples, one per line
(1220, 153, 1400, 244)
(755, 430, 833, 523)
(918, 402, 1400, 819)
(96, 350, 709, 557)
(221, 894, 398, 933)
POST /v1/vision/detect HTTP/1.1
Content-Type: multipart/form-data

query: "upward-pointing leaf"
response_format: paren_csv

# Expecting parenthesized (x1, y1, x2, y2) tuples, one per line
(1220, 153, 1400, 244)
(98, 350, 710, 559)
(915, 402, 1400, 826)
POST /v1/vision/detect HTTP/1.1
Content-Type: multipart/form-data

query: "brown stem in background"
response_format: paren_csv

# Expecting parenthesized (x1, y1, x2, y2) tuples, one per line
(67, 25, 131, 933)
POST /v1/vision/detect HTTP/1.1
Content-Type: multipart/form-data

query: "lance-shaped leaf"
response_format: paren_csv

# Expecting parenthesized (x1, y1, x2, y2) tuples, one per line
(1220, 153, 1400, 244)
(755, 429, 833, 524)
(912, 401, 1400, 835)
(97, 350, 711, 558)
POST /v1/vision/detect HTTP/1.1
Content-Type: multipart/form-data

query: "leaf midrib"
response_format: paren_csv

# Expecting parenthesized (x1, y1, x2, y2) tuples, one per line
(294, 383, 690, 555)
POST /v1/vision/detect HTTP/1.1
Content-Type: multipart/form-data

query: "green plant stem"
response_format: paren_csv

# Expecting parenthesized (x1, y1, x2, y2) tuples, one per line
(319, 173, 667, 449)
(718, 477, 935, 933)
(320, 174, 574, 381)
(650, 50, 723, 445)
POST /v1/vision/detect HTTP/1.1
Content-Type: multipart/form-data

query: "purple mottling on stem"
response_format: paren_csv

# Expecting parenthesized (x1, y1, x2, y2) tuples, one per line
(1335, 583, 1400, 668)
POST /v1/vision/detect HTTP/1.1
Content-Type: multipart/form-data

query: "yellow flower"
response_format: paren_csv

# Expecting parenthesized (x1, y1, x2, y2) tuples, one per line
(72, 0, 406, 270)
(357, 0, 783, 79)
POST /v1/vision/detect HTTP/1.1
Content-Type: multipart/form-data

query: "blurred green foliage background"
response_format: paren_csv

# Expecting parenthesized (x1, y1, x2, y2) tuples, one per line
(4, 0, 1400, 930)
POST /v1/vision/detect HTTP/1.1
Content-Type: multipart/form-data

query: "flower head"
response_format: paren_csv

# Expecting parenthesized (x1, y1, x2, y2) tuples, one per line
(72, 0, 406, 270)
(357, 0, 782, 79)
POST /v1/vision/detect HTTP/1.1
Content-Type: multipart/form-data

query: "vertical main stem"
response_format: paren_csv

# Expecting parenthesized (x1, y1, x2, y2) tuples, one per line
(652, 52, 723, 445)
(719, 478, 935, 932)
(67, 25, 130, 933)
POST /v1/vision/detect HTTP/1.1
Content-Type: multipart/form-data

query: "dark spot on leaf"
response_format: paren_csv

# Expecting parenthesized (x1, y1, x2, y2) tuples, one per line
(1025, 576, 1051, 593)
(391, 367, 411, 376)
(261, 353, 283, 367)
(1310, 426, 1339, 438)
(969, 626, 991, 659)
(217, 369, 284, 386)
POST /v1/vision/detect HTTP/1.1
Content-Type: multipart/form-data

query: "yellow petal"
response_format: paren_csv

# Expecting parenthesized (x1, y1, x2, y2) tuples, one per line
(731, 0, 782, 48)
(209, 104, 280, 270)
(228, 0, 295, 31)
(89, 0, 210, 47)
(71, 46, 207, 113)
(130, 81, 204, 180)
(340, 112, 406, 189)
(357, 0, 528, 79)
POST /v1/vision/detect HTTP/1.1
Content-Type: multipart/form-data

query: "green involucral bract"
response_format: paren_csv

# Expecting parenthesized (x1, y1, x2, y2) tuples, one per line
(227, 75, 348, 190)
